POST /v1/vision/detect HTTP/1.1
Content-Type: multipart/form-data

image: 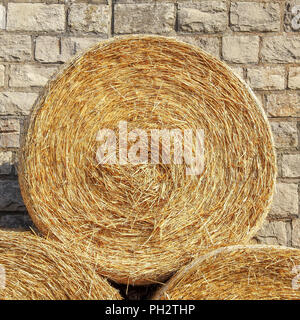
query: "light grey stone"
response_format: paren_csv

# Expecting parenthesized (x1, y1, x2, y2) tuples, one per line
(175, 35, 220, 58)
(270, 121, 298, 148)
(230, 2, 280, 32)
(265, 92, 300, 117)
(262, 36, 300, 63)
(0, 119, 20, 148)
(0, 5, 6, 30)
(222, 35, 259, 63)
(0, 92, 38, 116)
(178, 1, 228, 33)
(246, 66, 285, 90)
(292, 219, 300, 248)
(9, 65, 58, 87)
(255, 220, 289, 246)
(61, 37, 105, 62)
(289, 66, 300, 89)
(269, 182, 298, 217)
(7, 3, 65, 32)
(282, 154, 300, 177)
(114, 3, 176, 34)
(69, 4, 109, 34)
(0, 35, 31, 62)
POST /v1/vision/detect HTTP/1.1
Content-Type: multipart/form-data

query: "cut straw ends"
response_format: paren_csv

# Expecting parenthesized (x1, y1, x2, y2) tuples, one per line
(0, 230, 122, 300)
(19, 35, 276, 285)
(153, 245, 300, 300)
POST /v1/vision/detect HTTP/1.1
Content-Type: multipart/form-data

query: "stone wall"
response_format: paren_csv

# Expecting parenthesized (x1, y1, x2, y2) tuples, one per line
(0, 0, 299, 248)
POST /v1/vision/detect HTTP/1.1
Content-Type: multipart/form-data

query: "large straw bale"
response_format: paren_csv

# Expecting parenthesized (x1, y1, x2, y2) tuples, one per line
(153, 245, 300, 300)
(0, 230, 122, 300)
(19, 36, 276, 285)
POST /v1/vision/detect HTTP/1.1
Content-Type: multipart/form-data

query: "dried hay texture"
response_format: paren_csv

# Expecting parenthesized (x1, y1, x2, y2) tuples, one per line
(153, 245, 300, 300)
(19, 35, 276, 285)
(0, 230, 122, 300)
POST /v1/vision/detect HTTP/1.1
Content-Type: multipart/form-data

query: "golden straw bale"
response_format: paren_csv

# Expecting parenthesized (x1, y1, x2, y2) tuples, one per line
(153, 245, 300, 300)
(19, 35, 276, 285)
(0, 230, 122, 300)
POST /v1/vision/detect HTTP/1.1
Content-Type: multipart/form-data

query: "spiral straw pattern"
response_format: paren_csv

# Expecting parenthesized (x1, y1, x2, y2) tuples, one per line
(19, 36, 276, 285)
(153, 245, 300, 300)
(0, 230, 122, 300)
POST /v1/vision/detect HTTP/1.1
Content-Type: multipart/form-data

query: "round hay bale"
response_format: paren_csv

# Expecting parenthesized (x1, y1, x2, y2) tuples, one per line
(153, 245, 300, 300)
(19, 35, 276, 285)
(0, 230, 122, 300)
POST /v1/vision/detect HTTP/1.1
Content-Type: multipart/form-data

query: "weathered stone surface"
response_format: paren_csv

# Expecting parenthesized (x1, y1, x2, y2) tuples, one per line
(0, 65, 4, 87)
(0, 35, 31, 62)
(282, 154, 300, 177)
(255, 220, 289, 246)
(270, 121, 298, 148)
(36, 36, 106, 63)
(9, 65, 58, 87)
(7, 3, 65, 32)
(222, 35, 259, 63)
(289, 66, 300, 89)
(292, 219, 300, 248)
(114, 3, 175, 34)
(0, 92, 38, 116)
(69, 4, 109, 34)
(0, 5, 5, 30)
(246, 66, 285, 90)
(0, 119, 20, 148)
(269, 182, 298, 217)
(0, 214, 33, 229)
(0, 151, 13, 175)
(35, 36, 61, 63)
(262, 36, 300, 63)
(178, 1, 227, 33)
(253, 91, 264, 106)
(175, 35, 220, 58)
(0, 180, 25, 211)
(265, 92, 300, 117)
(230, 2, 280, 32)
(90, 0, 108, 3)
(229, 65, 244, 79)
(61, 37, 105, 62)
(0, 133, 19, 148)
(284, 0, 300, 31)
(114, 0, 175, 2)
(0, 119, 20, 133)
